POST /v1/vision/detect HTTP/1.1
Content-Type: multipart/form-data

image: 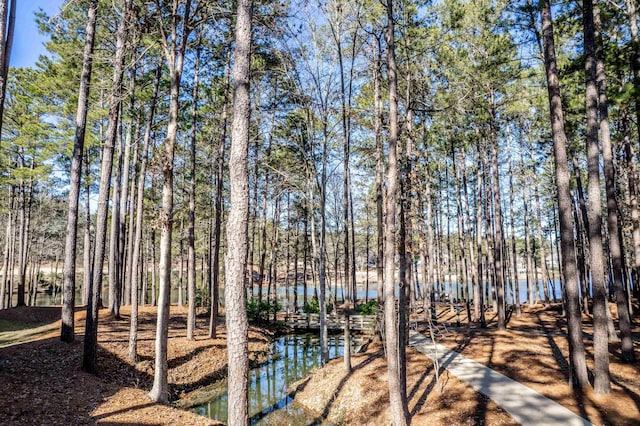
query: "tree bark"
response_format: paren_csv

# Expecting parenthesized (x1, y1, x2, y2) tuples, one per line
(187, 39, 202, 341)
(83, 0, 132, 374)
(224, 0, 252, 422)
(0, 0, 15, 135)
(209, 61, 229, 339)
(489, 96, 506, 330)
(61, 0, 98, 342)
(83, 154, 92, 306)
(128, 63, 160, 362)
(118, 73, 136, 308)
(594, 3, 636, 362)
(148, 0, 192, 403)
(506, 134, 521, 314)
(0, 191, 13, 309)
(583, 0, 611, 394)
(530, 141, 551, 305)
(540, 0, 590, 388)
(374, 33, 384, 315)
(385, 1, 409, 423)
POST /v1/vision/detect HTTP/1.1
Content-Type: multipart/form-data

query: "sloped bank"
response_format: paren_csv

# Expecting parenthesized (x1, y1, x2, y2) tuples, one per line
(291, 341, 513, 425)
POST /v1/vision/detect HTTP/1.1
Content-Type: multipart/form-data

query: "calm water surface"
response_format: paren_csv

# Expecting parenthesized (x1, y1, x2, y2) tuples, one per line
(193, 333, 355, 425)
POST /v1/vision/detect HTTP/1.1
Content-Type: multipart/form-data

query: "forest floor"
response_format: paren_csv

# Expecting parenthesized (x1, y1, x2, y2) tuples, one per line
(1, 302, 640, 425)
(0, 305, 273, 425)
(293, 303, 640, 425)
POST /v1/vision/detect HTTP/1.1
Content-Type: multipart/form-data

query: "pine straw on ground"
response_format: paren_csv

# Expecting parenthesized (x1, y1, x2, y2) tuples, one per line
(292, 341, 514, 425)
(293, 303, 640, 426)
(0, 305, 271, 425)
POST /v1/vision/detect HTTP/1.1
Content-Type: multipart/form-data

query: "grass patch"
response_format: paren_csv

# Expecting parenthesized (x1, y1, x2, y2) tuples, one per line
(0, 319, 58, 348)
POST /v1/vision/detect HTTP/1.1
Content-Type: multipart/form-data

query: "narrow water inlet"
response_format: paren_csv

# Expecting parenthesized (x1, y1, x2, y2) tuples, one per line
(192, 333, 361, 425)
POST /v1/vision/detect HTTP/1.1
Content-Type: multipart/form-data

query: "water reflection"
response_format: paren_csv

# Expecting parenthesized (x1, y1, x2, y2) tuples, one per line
(194, 333, 353, 425)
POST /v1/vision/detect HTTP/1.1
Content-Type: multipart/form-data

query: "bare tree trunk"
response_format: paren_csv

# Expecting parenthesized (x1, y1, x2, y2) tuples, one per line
(506, 134, 521, 315)
(530, 141, 551, 305)
(623, 117, 640, 304)
(489, 96, 506, 330)
(83, 0, 132, 374)
(374, 33, 384, 313)
(0, 0, 16, 135)
(119, 73, 136, 308)
(583, 0, 610, 394)
(16, 182, 26, 307)
(209, 61, 229, 339)
(150, 228, 157, 307)
(83, 155, 92, 306)
(1, 189, 14, 309)
(178, 218, 184, 307)
(522, 162, 535, 307)
(624, 0, 640, 151)
(475, 156, 485, 325)
(594, 4, 635, 363)
(385, 1, 408, 423)
(224, 0, 252, 422)
(540, 0, 590, 389)
(6, 195, 16, 308)
(61, 0, 97, 341)
(318, 119, 330, 364)
(187, 40, 202, 340)
(148, 0, 192, 403)
(128, 63, 160, 362)
(108, 112, 124, 316)
(268, 197, 281, 322)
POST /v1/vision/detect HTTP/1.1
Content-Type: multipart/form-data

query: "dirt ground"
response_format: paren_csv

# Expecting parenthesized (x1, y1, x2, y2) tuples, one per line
(293, 303, 640, 426)
(0, 305, 271, 425)
(1, 302, 640, 425)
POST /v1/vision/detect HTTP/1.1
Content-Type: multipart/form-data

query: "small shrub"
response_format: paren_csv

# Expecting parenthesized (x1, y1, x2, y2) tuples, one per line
(356, 300, 377, 315)
(302, 296, 333, 314)
(246, 298, 281, 322)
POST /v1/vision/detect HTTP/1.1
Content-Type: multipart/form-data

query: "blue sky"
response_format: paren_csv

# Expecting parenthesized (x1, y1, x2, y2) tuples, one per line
(11, 0, 65, 68)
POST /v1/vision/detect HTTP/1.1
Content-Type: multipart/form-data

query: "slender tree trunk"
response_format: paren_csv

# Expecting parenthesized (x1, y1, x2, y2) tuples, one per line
(83, 155, 92, 306)
(475, 156, 484, 324)
(83, 0, 132, 374)
(583, 0, 611, 394)
(489, 97, 506, 330)
(374, 33, 384, 314)
(293, 221, 299, 311)
(178, 218, 184, 307)
(128, 63, 160, 362)
(522, 162, 535, 307)
(594, 4, 635, 362)
(16, 182, 26, 307)
(6, 196, 16, 308)
(506, 134, 521, 314)
(531, 142, 551, 305)
(209, 61, 229, 339)
(187, 40, 201, 341)
(623, 116, 640, 302)
(540, 0, 590, 388)
(317, 120, 330, 365)
(0, 0, 16, 135)
(108, 112, 124, 316)
(624, 0, 640, 151)
(0, 194, 12, 309)
(385, 1, 409, 423)
(148, 0, 192, 403)
(119, 73, 136, 308)
(61, 0, 98, 341)
(224, 0, 252, 422)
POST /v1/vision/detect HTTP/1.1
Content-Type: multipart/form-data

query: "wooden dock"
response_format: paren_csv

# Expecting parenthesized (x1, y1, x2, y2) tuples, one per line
(279, 313, 377, 334)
